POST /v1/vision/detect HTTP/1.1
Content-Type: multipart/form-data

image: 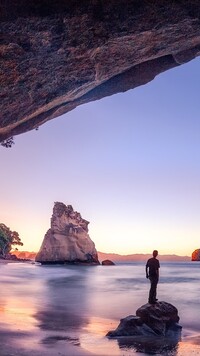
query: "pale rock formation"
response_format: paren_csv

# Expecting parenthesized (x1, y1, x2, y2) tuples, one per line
(35, 202, 99, 264)
(191, 249, 200, 261)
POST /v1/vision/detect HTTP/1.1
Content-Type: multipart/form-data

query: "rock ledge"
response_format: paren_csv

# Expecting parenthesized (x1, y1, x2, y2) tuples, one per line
(1, 1, 200, 143)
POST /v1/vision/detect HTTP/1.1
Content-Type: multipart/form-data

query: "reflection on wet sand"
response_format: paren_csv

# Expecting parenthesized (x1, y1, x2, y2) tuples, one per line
(80, 316, 181, 356)
(36, 308, 88, 331)
(41, 334, 80, 345)
(35, 274, 89, 326)
(0, 327, 30, 349)
(117, 335, 180, 355)
(34, 269, 90, 348)
(1, 262, 200, 356)
(0, 264, 92, 355)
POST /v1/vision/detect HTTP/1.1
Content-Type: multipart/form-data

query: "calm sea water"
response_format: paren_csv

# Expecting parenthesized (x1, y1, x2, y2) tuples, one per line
(0, 261, 200, 355)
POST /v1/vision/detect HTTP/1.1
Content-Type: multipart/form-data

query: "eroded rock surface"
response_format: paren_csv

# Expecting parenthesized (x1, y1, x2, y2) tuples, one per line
(107, 301, 181, 337)
(35, 202, 99, 264)
(1, 1, 200, 143)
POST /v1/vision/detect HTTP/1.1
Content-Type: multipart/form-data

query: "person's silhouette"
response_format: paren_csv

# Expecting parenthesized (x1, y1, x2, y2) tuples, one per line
(146, 250, 160, 304)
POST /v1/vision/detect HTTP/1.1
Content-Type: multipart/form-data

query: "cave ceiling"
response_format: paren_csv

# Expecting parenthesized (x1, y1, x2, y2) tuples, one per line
(1, 1, 200, 144)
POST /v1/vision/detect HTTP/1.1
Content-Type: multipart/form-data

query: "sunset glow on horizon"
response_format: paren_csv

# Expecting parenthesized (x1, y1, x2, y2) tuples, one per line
(1, 58, 200, 257)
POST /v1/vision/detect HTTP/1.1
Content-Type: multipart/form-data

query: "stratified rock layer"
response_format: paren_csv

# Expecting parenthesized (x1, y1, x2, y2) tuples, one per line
(191, 249, 200, 261)
(35, 202, 99, 264)
(1, 1, 200, 143)
(107, 301, 181, 337)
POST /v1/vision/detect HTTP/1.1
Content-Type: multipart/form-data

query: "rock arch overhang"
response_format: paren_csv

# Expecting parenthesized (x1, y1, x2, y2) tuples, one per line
(1, 0, 200, 143)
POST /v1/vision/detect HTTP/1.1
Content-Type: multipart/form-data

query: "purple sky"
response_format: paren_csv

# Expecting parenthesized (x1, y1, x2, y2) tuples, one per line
(1, 57, 200, 255)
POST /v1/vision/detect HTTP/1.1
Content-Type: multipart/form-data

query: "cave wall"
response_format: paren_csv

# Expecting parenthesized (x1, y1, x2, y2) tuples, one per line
(1, 1, 200, 143)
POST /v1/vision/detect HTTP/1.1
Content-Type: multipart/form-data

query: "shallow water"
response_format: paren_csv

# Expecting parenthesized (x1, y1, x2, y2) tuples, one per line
(0, 261, 200, 355)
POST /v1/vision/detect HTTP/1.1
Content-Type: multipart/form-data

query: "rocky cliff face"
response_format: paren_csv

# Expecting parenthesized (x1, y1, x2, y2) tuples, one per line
(191, 249, 200, 261)
(1, 1, 200, 144)
(35, 202, 99, 264)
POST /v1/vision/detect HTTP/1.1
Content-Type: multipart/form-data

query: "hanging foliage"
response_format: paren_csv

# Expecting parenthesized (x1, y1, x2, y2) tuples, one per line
(0, 223, 23, 258)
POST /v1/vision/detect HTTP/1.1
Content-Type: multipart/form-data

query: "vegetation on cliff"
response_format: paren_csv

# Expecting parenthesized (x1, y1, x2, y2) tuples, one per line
(0, 223, 23, 258)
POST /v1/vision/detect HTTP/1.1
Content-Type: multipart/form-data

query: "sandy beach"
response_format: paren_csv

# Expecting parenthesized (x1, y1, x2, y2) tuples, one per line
(1, 260, 200, 356)
(1, 318, 200, 356)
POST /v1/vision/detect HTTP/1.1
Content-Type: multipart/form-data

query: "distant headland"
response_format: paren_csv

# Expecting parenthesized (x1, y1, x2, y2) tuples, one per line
(1, 201, 193, 264)
(12, 250, 191, 263)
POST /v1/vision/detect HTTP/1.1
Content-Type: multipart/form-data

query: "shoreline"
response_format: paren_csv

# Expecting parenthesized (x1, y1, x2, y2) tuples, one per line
(0, 324, 200, 356)
(1, 260, 200, 355)
(0, 258, 32, 263)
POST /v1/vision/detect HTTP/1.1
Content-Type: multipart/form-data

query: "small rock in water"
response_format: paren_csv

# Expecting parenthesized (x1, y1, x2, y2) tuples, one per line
(191, 248, 200, 261)
(102, 259, 115, 265)
(107, 301, 182, 338)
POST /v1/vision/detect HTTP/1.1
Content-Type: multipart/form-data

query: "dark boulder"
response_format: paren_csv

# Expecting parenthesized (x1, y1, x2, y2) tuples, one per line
(107, 301, 182, 338)
(102, 259, 115, 266)
(136, 301, 180, 336)
(107, 315, 157, 337)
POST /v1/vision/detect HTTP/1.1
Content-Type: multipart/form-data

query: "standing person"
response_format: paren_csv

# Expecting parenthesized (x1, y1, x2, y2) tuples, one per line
(146, 250, 160, 304)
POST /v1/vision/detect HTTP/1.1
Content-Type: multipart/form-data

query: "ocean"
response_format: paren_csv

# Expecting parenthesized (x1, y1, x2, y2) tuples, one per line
(0, 261, 200, 355)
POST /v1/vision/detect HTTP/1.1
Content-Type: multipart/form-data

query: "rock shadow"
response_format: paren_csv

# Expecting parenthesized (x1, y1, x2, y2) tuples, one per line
(117, 334, 180, 355)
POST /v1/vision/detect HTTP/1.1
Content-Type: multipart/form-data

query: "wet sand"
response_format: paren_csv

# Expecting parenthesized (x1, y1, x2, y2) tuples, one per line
(0, 338, 94, 356)
(0, 261, 92, 355)
(0, 318, 200, 356)
(1, 260, 200, 355)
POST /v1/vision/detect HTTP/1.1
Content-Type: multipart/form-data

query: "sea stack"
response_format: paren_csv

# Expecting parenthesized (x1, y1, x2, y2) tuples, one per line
(35, 202, 99, 264)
